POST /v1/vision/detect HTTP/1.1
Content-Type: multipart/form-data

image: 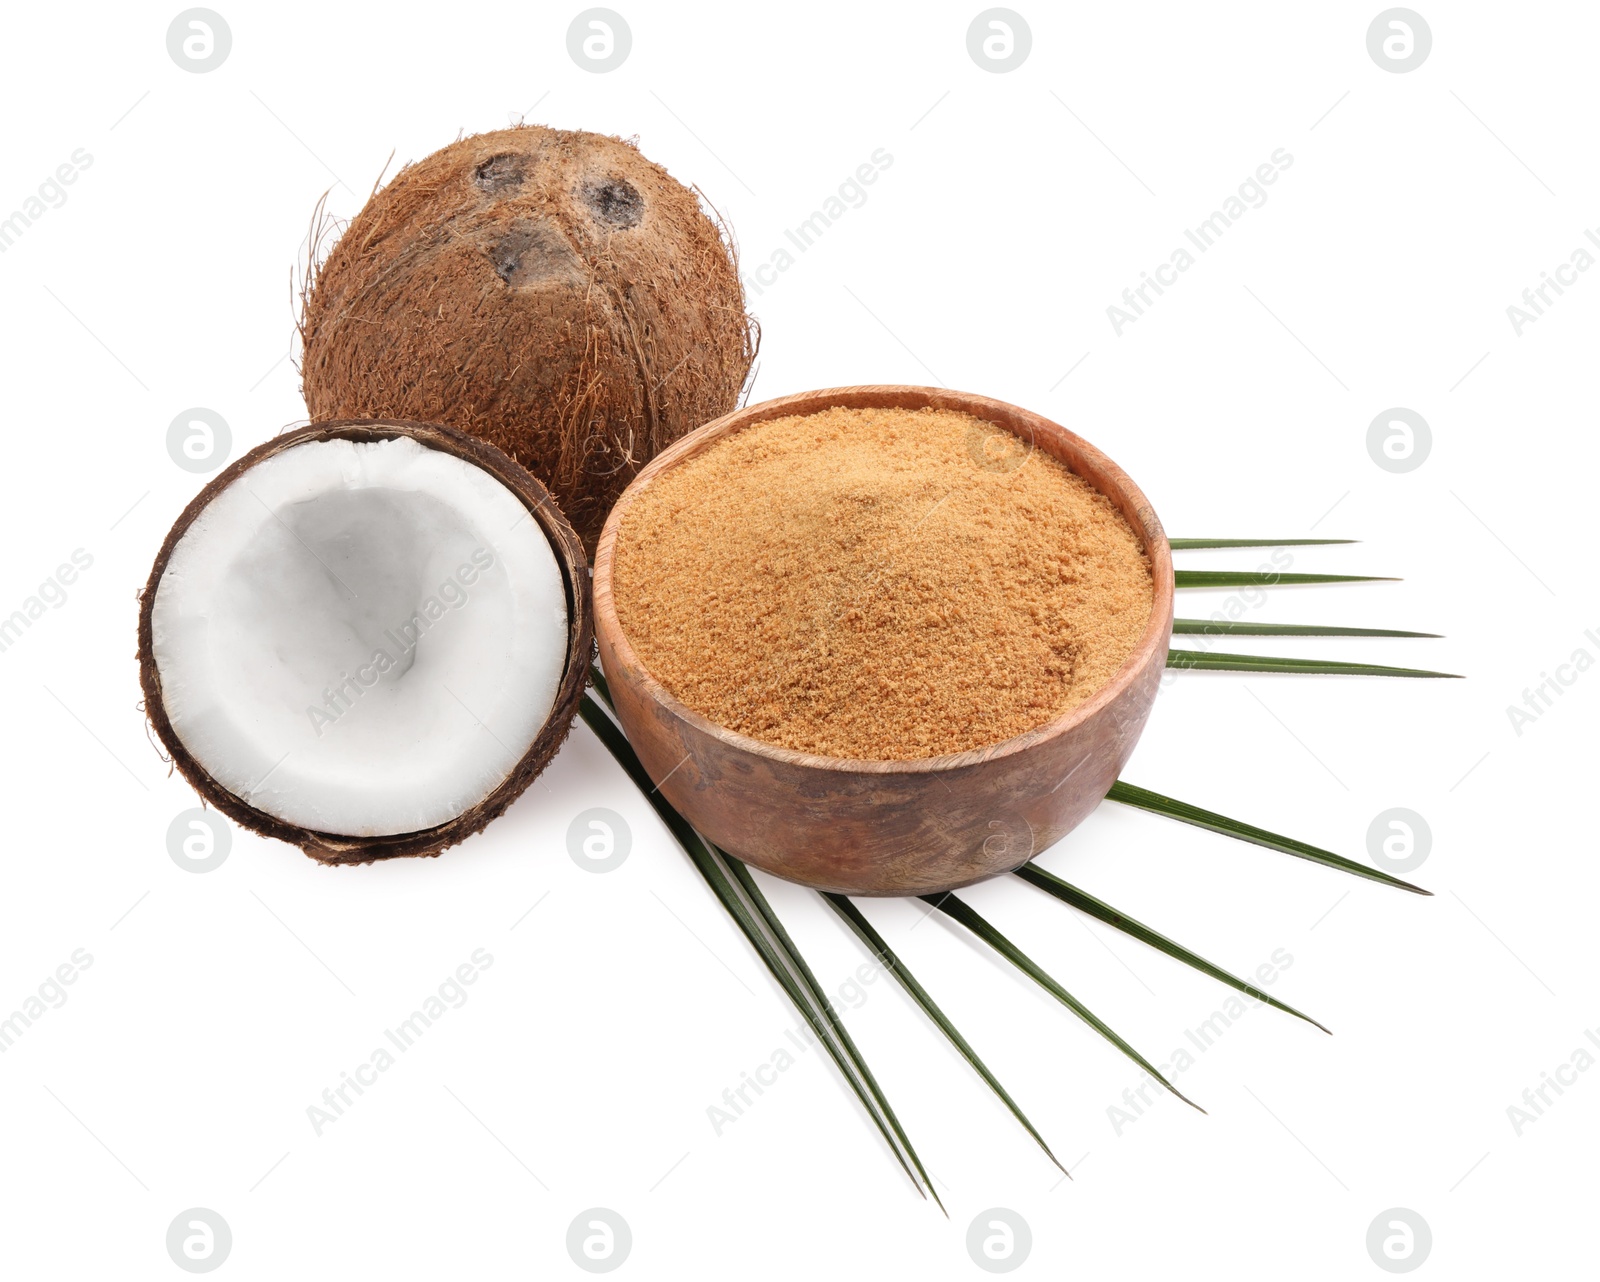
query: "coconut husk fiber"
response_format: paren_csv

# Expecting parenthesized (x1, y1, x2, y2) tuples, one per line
(299, 125, 758, 552)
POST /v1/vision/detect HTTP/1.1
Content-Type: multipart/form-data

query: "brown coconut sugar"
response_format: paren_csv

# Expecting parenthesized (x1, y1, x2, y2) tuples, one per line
(611, 405, 1154, 760)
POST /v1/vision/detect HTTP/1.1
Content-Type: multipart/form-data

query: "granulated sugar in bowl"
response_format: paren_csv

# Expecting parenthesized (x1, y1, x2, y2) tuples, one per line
(592, 386, 1174, 895)
(611, 404, 1153, 759)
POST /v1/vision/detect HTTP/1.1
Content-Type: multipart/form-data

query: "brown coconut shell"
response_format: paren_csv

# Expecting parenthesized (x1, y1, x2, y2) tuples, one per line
(299, 125, 758, 553)
(137, 419, 594, 866)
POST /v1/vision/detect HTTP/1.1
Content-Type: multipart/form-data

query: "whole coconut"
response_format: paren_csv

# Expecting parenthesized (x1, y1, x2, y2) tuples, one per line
(300, 126, 757, 550)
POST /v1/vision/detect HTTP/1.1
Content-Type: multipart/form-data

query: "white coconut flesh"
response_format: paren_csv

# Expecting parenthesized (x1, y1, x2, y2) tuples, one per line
(151, 436, 569, 837)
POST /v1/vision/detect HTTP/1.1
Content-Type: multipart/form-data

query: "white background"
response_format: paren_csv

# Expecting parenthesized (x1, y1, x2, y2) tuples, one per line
(1, 1, 1594, 1277)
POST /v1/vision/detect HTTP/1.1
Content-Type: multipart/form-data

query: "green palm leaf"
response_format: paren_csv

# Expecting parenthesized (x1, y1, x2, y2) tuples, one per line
(822, 893, 1066, 1175)
(1172, 619, 1440, 639)
(579, 691, 941, 1207)
(1013, 863, 1329, 1033)
(922, 892, 1204, 1112)
(1175, 570, 1396, 588)
(721, 858, 944, 1212)
(1106, 780, 1430, 895)
(1169, 538, 1356, 549)
(1166, 650, 1459, 678)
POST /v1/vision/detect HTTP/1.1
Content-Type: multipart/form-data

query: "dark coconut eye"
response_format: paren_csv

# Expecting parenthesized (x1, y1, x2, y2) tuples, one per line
(583, 176, 643, 228)
(487, 220, 579, 287)
(473, 153, 529, 194)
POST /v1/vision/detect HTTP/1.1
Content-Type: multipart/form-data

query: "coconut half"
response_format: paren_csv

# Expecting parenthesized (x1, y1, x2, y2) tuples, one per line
(138, 420, 593, 864)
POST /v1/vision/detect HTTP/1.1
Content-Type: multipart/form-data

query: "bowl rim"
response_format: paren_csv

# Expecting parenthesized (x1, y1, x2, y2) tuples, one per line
(593, 384, 1174, 776)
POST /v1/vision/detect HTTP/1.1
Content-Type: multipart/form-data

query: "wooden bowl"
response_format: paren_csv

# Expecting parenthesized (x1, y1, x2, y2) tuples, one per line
(593, 386, 1174, 896)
